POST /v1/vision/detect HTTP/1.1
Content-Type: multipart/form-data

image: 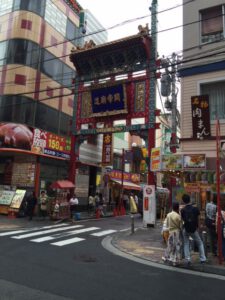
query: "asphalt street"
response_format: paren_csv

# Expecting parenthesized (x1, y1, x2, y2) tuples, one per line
(0, 216, 224, 300)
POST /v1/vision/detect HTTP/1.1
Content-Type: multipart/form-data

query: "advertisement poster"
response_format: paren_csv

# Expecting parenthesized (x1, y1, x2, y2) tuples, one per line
(10, 189, 26, 209)
(183, 154, 206, 169)
(102, 133, 113, 165)
(0, 123, 71, 160)
(0, 190, 15, 206)
(143, 185, 156, 226)
(150, 148, 161, 172)
(161, 154, 183, 170)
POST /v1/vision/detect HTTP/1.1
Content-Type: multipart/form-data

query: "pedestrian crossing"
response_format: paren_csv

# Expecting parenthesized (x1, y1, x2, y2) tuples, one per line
(0, 223, 117, 247)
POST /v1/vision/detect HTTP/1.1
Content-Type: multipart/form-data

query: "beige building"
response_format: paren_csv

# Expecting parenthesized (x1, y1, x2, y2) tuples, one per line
(180, 0, 225, 168)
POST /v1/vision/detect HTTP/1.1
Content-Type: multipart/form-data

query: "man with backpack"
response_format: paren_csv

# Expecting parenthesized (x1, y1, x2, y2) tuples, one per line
(181, 194, 207, 265)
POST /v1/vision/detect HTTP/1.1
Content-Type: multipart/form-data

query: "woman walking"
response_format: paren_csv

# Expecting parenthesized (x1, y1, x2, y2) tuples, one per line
(162, 202, 183, 266)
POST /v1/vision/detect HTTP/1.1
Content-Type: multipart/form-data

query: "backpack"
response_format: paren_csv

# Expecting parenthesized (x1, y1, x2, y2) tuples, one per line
(182, 206, 197, 233)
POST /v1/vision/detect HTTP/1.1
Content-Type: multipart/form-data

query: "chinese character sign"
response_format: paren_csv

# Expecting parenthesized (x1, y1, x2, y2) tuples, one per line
(91, 84, 127, 117)
(191, 95, 211, 140)
(102, 134, 113, 165)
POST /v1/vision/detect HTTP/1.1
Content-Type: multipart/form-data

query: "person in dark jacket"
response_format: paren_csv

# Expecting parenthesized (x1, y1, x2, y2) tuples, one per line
(26, 191, 37, 221)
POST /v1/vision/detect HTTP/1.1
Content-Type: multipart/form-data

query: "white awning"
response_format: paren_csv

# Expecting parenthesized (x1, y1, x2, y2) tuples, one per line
(111, 179, 141, 191)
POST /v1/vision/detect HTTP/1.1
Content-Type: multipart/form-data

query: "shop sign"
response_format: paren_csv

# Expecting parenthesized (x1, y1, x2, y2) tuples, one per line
(161, 154, 183, 170)
(183, 154, 206, 169)
(0, 190, 15, 206)
(0, 122, 71, 160)
(102, 133, 113, 165)
(109, 170, 140, 183)
(91, 84, 127, 117)
(184, 183, 200, 193)
(150, 148, 161, 171)
(10, 189, 26, 209)
(191, 95, 211, 140)
(143, 185, 156, 226)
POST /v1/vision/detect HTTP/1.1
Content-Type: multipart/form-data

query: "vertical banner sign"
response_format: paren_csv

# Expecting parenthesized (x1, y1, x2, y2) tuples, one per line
(150, 148, 161, 171)
(191, 95, 211, 140)
(102, 134, 113, 165)
(143, 185, 156, 226)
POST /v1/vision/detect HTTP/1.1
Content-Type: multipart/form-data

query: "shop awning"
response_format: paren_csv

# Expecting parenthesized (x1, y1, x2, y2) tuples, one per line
(111, 179, 141, 191)
(50, 180, 75, 189)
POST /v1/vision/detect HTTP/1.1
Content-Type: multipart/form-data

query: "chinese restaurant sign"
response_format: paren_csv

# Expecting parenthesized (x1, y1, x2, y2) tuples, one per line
(102, 134, 113, 165)
(191, 95, 211, 140)
(91, 84, 127, 117)
(183, 154, 206, 169)
(0, 123, 71, 160)
(109, 170, 140, 184)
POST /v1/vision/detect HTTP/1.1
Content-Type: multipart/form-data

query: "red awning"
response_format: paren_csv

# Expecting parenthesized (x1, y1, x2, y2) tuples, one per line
(50, 180, 75, 189)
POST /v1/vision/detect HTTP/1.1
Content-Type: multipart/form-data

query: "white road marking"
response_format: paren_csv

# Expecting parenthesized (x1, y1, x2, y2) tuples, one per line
(11, 225, 83, 239)
(0, 223, 68, 237)
(91, 229, 117, 237)
(51, 237, 85, 246)
(31, 227, 100, 243)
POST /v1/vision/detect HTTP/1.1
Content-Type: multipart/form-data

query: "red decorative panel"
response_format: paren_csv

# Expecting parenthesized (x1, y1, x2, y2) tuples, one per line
(51, 36, 58, 47)
(46, 86, 53, 97)
(21, 19, 32, 30)
(15, 74, 26, 85)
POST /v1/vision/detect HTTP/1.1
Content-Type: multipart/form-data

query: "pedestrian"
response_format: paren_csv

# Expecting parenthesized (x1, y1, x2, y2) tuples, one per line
(129, 192, 137, 214)
(88, 194, 95, 214)
(69, 193, 79, 219)
(162, 202, 183, 266)
(205, 193, 217, 256)
(216, 204, 225, 261)
(39, 190, 48, 220)
(26, 191, 37, 221)
(134, 194, 139, 206)
(94, 192, 100, 210)
(53, 200, 60, 220)
(181, 194, 207, 265)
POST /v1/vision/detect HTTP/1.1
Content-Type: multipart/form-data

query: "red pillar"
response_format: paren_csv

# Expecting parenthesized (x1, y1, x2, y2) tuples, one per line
(148, 128, 155, 185)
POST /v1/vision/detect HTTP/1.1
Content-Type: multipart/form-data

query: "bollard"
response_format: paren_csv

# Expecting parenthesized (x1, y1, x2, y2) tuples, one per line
(202, 231, 208, 257)
(131, 214, 134, 234)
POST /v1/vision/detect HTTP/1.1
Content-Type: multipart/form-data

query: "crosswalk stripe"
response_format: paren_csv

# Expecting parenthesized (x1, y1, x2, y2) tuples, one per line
(51, 237, 85, 246)
(91, 230, 117, 237)
(30, 227, 100, 243)
(11, 225, 83, 239)
(0, 223, 68, 237)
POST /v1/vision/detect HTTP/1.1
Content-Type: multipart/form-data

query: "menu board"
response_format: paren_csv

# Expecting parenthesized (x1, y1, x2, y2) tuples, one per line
(0, 190, 15, 206)
(11, 163, 35, 187)
(10, 189, 26, 209)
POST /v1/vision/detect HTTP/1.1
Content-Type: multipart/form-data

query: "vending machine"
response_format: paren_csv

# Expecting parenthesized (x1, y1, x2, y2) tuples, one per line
(143, 185, 156, 227)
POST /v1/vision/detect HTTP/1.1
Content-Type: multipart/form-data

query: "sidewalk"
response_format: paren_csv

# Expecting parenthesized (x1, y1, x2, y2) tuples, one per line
(111, 220, 225, 276)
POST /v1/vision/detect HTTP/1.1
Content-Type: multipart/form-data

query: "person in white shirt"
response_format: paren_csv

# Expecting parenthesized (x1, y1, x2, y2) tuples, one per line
(69, 194, 79, 218)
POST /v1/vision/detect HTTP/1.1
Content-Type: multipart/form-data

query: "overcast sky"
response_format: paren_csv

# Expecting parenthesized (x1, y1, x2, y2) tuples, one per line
(78, 0, 183, 57)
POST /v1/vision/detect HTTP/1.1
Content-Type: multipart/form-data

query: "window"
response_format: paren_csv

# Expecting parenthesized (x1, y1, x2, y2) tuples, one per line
(0, 41, 7, 66)
(7, 39, 39, 68)
(35, 102, 59, 133)
(59, 112, 71, 136)
(0, 95, 35, 125)
(13, 0, 46, 17)
(41, 50, 63, 83)
(201, 81, 225, 121)
(0, 0, 13, 16)
(66, 18, 80, 46)
(200, 5, 224, 44)
(45, 0, 67, 36)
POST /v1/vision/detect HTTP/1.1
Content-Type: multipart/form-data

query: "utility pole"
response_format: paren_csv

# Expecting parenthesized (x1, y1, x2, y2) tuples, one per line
(148, 0, 158, 185)
(170, 53, 178, 153)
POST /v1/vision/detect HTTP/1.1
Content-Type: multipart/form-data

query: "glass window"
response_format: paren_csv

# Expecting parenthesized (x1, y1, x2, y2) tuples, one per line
(7, 39, 39, 68)
(62, 64, 74, 87)
(59, 112, 71, 136)
(0, 41, 7, 66)
(200, 5, 224, 44)
(13, 0, 46, 16)
(45, 0, 67, 36)
(0, 0, 13, 16)
(35, 102, 59, 133)
(201, 81, 225, 120)
(41, 49, 63, 83)
(0, 95, 35, 125)
(66, 18, 80, 46)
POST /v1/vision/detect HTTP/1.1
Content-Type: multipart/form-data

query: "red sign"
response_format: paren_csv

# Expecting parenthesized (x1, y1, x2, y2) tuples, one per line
(109, 170, 140, 183)
(102, 133, 113, 165)
(0, 123, 71, 160)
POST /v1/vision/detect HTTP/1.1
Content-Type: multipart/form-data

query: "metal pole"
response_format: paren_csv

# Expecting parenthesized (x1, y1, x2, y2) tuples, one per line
(170, 52, 177, 153)
(202, 231, 208, 258)
(216, 119, 223, 264)
(121, 148, 125, 213)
